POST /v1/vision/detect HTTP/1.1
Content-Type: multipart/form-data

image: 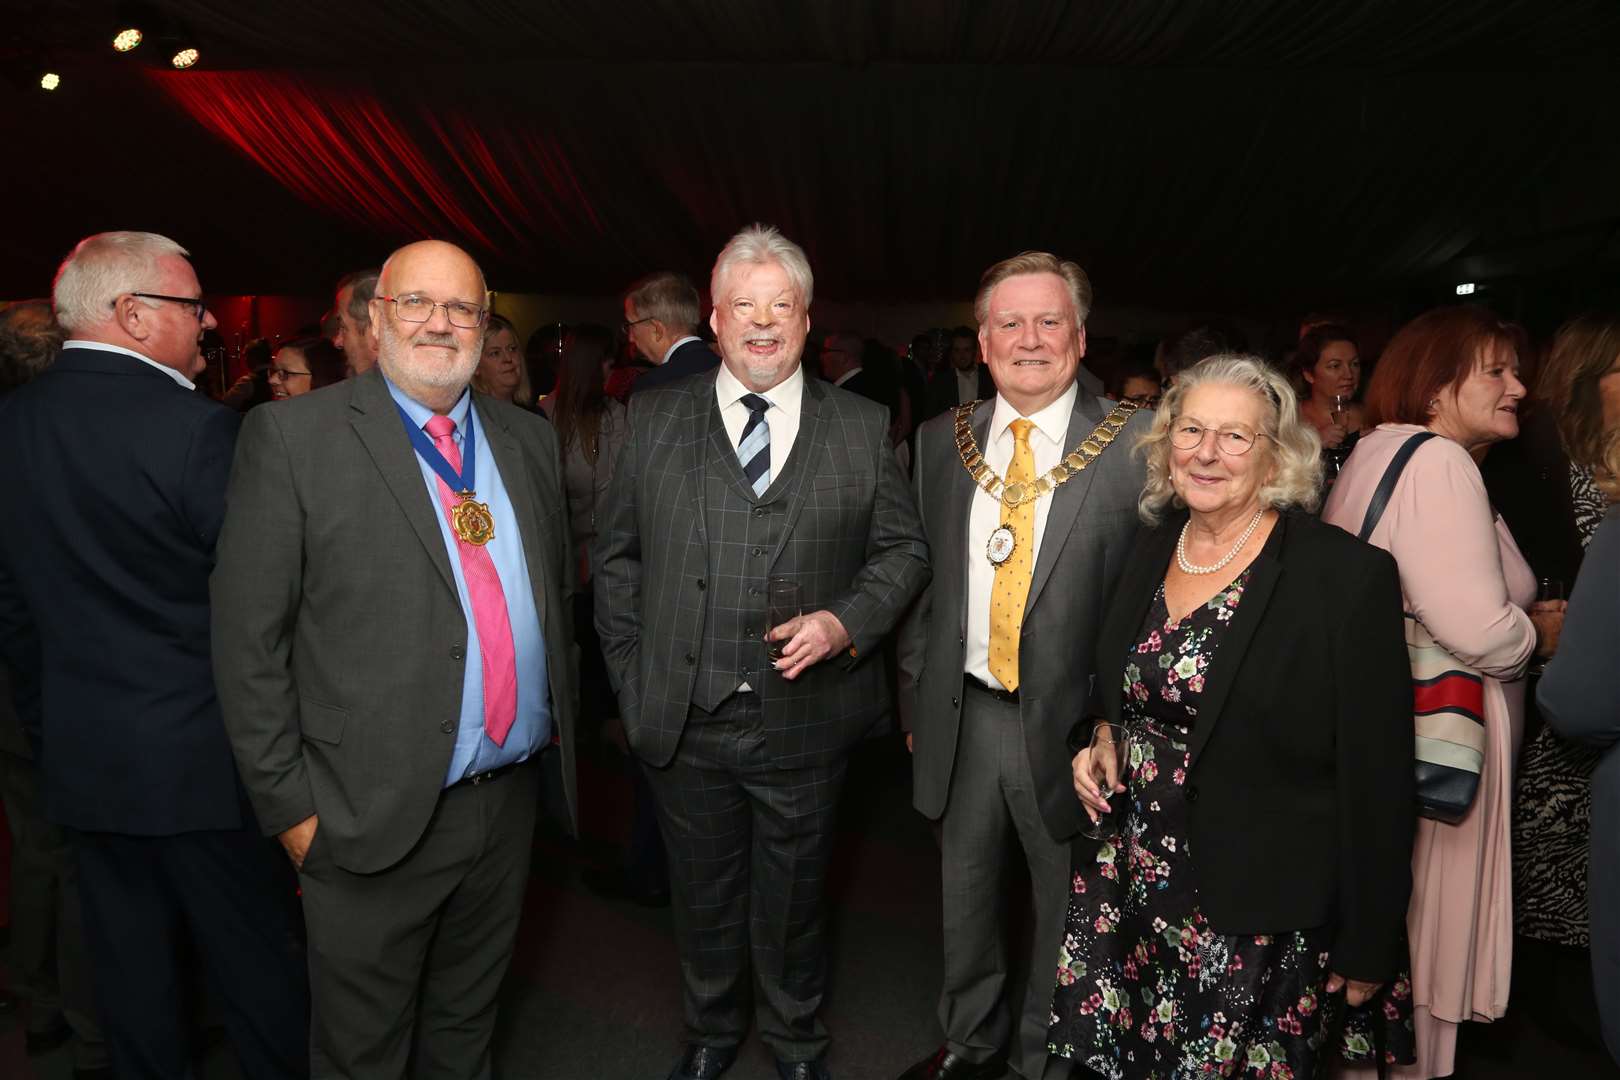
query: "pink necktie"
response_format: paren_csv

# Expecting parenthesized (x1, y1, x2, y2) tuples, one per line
(425, 414, 517, 747)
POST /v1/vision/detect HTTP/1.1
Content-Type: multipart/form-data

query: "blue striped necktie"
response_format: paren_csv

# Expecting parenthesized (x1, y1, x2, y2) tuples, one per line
(737, 393, 771, 497)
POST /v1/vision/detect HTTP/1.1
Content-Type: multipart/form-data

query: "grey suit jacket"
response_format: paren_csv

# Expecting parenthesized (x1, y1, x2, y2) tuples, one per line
(211, 370, 576, 875)
(594, 367, 930, 769)
(899, 392, 1149, 841)
(1539, 505, 1620, 1061)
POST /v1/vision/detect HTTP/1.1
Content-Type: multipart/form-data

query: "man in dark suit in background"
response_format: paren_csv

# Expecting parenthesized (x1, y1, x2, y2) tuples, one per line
(817, 331, 881, 404)
(624, 270, 719, 396)
(922, 325, 997, 421)
(596, 224, 930, 1080)
(0, 231, 308, 1079)
(896, 253, 1149, 1080)
(213, 240, 576, 1079)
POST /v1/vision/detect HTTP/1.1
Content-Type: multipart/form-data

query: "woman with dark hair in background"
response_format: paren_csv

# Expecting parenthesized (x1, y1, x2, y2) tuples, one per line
(1485, 313, 1620, 1050)
(542, 324, 666, 903)
(473, 313, 535, 410)
(1293, 323, 1364, 450)
(268, 336, 345, 401)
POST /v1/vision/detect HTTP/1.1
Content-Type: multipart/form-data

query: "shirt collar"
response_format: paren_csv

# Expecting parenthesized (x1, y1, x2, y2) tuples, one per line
(64, 339, 196, 390)
(715, 360, 804, 414)
(661, 335, 701, 365)
(990, 380, 1079, 447)
(384, 374, 472, 436)
(832, 366, 864, 387)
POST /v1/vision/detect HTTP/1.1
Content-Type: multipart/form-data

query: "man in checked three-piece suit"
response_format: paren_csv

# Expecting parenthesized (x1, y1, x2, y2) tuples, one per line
(594, 224, 930, 1080)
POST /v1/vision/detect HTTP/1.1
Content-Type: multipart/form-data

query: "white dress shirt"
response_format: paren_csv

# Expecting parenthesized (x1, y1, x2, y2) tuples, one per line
(964, 381, 1079, 689)
(714, 361, 804, 482)
(832, 366, 864, 388)
(956, 367, 982, 407)
(64, 339, 196, 390)
(662, 335, 702, 365)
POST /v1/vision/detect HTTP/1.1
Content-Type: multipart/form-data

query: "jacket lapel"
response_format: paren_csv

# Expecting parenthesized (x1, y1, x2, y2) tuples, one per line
(348, 371, 457, 596)
(1185, 513, 1288, 768)
(1103, 519, 1179, 719)
(766, 374, 826, 566)
(473, 395, 553, 614)
(1025, 392, 1108, 613)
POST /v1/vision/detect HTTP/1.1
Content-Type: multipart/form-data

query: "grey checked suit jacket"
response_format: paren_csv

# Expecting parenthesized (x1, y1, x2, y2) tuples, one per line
(898, 391, 1149, 841)
(594, 368, 930, 769)
(211, 370, 576, 875)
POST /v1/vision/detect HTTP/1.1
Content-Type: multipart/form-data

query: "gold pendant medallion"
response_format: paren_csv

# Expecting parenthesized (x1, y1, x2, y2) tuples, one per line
(450, 492, 495, 546)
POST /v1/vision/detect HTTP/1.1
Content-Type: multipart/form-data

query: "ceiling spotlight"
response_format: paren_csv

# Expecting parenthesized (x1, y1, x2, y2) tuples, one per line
(40, 72, 61, 91)
(1455, 282, 1476, 296)
(113, 28, 143, 52)
(171, 47, 199, 69)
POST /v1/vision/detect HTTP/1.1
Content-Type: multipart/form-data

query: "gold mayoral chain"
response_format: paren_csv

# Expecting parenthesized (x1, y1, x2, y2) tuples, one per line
(954, 398, 1141, 566)
(449, 492, 496, 547)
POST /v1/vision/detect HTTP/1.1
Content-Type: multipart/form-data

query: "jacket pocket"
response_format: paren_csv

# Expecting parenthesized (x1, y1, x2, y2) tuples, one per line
(299, 698, 347, 745)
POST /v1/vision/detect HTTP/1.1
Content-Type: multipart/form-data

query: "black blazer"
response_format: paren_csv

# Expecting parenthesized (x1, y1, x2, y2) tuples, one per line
(1090, 509, 1414, 981)
(0, 346, 245, 834)
(921, 364, 996, 421)
(629, 337, 719, 396)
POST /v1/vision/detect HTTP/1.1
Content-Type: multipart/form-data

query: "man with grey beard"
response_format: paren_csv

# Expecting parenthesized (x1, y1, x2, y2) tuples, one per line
(213, 240, 577, 1079)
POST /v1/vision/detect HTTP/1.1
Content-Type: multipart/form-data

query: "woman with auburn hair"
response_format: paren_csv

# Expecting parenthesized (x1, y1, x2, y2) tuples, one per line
(1323, 306, 1564, 1079)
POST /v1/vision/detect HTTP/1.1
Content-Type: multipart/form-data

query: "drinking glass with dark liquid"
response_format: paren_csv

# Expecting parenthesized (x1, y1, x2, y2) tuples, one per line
(765, 578, 802, 662)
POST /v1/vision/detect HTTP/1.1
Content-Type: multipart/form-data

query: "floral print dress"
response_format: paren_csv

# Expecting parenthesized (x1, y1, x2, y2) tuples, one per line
(1048, 568, 1414, 1079)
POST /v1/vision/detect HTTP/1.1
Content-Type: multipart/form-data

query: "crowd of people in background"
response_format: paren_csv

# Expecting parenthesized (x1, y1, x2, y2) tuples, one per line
(0, 224, 1617, 1080)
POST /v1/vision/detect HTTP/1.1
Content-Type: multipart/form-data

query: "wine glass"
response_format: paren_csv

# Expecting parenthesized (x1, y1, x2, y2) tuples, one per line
(765, 578, 802, 662)
(1078, 722, 1132, 840)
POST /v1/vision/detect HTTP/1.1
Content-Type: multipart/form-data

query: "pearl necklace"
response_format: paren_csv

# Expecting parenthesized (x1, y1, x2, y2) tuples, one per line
(1177, 509, 1265, 575)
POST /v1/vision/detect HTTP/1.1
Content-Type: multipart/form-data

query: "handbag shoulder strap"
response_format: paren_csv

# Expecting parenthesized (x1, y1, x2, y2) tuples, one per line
(1357, 432, 1438, 541)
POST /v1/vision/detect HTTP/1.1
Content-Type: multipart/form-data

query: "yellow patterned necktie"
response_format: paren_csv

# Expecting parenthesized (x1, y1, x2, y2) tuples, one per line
(988, 418, 1036, 690)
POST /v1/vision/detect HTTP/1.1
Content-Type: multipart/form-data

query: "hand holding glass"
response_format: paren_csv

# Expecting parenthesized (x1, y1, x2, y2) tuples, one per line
(765, 579, 802, 662)
(1074, 722, 1130, 840)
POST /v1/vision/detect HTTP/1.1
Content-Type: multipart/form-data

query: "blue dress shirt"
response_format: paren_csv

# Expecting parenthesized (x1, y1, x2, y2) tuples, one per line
(385, 377, 550, 786)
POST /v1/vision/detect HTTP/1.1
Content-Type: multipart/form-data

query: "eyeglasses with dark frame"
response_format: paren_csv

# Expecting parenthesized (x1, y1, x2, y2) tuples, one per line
(267, 367, 312, 382)
(620, 315, 655, 335)
(1168, 418, 1276, 456)
(127, 292, 207, 321)
(377, 294, 488, 329)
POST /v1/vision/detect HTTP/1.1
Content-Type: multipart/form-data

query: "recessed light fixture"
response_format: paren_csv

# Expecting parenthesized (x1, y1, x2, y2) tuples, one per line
(40, 72, 61, 90)
(113, 28, 143, 51)
(1455, 283, 1476, 296)
(171, 47, 199, 69)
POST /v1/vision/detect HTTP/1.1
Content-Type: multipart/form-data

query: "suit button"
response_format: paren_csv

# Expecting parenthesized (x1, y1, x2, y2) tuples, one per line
(1186, 785, 1199, 803)
(743, 666, 754, 676)
(959, 634, 965, 645)
(440, 719, 454, 734)
(951, 696, 959, 708)
(450, 645, 465, 660)
(752, 546, 763, 556)
(754, 507, 766, 517)
(749, 586, 760, 597)
(697, 578, 706, 591)
(684, 653, 696, 665)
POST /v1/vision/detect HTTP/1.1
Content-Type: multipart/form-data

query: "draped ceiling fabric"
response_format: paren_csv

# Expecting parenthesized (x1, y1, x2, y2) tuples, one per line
(9, 0, 1620, 316)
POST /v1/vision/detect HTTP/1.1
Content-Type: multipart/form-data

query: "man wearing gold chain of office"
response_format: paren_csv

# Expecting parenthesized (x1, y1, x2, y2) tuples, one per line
(897, 252, 1152, 1080)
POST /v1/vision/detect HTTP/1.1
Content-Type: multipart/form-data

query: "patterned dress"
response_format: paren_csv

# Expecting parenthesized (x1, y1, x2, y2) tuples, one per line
(1049, 568, 1414, 1079)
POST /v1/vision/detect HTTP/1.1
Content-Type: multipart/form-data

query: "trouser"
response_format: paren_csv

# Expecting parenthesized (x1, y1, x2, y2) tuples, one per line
(643, 693, 847, 1063)
(0, 750, 106, 1067)
(297, 760, 539, 1080)
(74, 825, 310, 1080)
(937, 687, 1073, 1080)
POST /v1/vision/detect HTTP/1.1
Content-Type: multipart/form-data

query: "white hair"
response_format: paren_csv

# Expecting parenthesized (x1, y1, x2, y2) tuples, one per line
(52, 231, 190, 333)
(710, 223, 814, 309)
(1137, 353, 1324, 524)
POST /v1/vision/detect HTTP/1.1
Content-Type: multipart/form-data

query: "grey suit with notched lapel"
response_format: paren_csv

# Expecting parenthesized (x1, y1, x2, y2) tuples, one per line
(595, 368, 929, 768)
(898, 391, 1149, 1078)
(213, 369, 576, 873)
(594, 367, 928, 1061)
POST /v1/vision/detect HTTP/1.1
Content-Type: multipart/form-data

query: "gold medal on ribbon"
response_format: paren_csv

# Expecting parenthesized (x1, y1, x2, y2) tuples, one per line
(450, 491, 495, 546)
(986, 524, 1017, 566)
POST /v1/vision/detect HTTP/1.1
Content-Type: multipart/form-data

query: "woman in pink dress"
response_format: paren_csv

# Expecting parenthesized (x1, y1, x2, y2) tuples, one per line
(1323, 306, 1564, 1078)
